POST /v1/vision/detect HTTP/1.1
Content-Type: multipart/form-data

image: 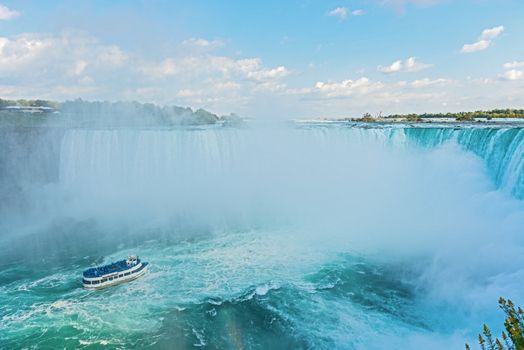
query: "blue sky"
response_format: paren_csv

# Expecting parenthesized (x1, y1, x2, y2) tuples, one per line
(0, 0, 523, 118)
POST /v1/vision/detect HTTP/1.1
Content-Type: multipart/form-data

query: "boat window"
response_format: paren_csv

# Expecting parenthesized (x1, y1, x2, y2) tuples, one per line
(125, 272, 130, 276)
(92, 280, 99, 284)
(119, 274, 123, 277)
(84, 280, 91, 284)
(102, 278, 107, 282)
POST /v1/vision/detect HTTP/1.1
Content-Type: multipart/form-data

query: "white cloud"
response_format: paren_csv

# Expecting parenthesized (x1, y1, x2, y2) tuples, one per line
(2, 29, 522, 119)
(378, 57, 432, 73)
(327, 7, 365, 19)
(154, 58, 177, 76)
(0, 32, 142, 102)
(381, 60, 403, 73)
(235, 58, 262, 74)
(461, 40, 491, 53)
(71, 60, 88, 76)
(0, 34, 56, 67)
(247, 66, 289, 81)
(481, 25, 504, 40)
(54, 84, 97, 96)
(182, 38, 223, 49)
(293, 76, 455, 101)
(0, 32, 128, 77)
(252, 81, 287, 93)
(327, 7, 348, 19)
(461, 26, 504, 53)
(283, 75, 467, 119)
(0, 4, 19, 20)
(0, 32, 291, 114)
(411, 78, 453, 88)
(503, 61, 524, 69)
(313, 77, 384, 98)
(501, 69, 523, 81)
(214, 81, 241, 91)
(177, 88, 202, 98)
(97, 46, 127, 65)
(379, 60, 402, 73)
(142, 55, 289, 91)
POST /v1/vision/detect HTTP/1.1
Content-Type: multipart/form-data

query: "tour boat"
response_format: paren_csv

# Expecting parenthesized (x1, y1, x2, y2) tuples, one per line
(82, 256, 148, 289)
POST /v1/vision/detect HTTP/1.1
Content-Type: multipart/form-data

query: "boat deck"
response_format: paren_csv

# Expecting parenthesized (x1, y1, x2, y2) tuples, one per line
(83, 259, 140, 278)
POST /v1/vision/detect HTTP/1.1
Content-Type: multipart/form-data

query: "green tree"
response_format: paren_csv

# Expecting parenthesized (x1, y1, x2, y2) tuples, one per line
(467, 298, 524, 350)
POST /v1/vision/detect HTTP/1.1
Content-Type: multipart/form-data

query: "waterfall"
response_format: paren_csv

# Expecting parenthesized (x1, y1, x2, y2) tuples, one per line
(56, 126, 524, 200)
(401, 127, 524, 198)
(59, 128, 242, 193)
(3, 124, 524, 226)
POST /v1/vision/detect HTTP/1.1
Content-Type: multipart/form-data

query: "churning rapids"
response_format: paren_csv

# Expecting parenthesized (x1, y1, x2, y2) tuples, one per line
(1, 123, 524, 349)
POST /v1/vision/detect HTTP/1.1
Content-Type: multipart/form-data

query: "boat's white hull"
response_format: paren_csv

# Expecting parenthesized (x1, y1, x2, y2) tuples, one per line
(83, 264, 148, 289)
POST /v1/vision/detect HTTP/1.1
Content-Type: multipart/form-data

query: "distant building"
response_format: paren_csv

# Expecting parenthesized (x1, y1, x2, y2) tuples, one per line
(0, 106, 59, 113)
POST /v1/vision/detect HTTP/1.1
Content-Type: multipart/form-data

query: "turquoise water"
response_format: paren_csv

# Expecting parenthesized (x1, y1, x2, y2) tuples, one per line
(0, 227, 425, 349)
(1, 124, 524, 349)
(401, 127, 524, 199)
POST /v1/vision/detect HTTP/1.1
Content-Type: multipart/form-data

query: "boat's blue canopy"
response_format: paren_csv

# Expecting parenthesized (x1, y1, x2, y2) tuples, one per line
(83, 259, 141, 278)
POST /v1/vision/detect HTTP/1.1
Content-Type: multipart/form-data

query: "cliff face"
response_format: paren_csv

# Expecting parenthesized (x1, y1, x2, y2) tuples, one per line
(0, 127, 63, 217)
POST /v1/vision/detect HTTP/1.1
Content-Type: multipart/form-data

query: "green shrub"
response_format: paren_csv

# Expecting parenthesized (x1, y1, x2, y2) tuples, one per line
(467, 298, 524, 350)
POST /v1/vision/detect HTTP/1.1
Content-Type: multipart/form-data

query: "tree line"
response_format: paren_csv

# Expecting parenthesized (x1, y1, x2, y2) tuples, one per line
(385, 109, 524, 121)
(0, 98, 243, 127)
